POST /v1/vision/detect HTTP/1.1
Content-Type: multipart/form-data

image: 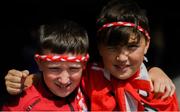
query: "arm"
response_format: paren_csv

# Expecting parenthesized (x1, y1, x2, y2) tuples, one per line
(148, 67, 175, 99)
(5, 69, 35, 95)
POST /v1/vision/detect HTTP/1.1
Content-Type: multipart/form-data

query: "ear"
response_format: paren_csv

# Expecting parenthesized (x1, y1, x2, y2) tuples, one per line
(35, 58, 43, 71)
(144, 39, 150, 55)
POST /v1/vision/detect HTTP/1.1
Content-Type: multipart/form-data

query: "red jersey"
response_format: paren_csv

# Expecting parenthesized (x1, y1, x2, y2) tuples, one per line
(81, 63, 179, 111)
(2, 79, 87, 111)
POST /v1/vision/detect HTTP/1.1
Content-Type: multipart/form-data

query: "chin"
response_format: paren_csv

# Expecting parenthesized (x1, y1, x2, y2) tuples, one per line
(52, 89, 71, 97)
(118, 76, 129, 80)
(57, 92, 71, 98)
(115, 72, 133, 80)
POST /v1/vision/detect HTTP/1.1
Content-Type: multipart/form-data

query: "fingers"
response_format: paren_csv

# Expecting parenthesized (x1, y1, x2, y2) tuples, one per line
(153, 79, 162, 99)
(21, 70, 30, 87)
(170, 83, 176, 96)
(152, 78, 161, 93)
(5, 69, 30, 95)
(5, 70, 23, 83)
(6, 81, 22, 95)
(152, 78, 176, 99)
(158, 81, 166, 93)
(161, 84, 171, 100)
(148, 67, 176, 99)
(6, 80, 21, 89)
(149, 79, 154, 92)
(22, 70, 29, 78)
(161, 81, 176, 99)
(5, 69, 30, 82)
(6, 86, 22, 95)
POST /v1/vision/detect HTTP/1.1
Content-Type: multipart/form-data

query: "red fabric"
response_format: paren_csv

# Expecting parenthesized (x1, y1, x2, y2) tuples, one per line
(98, 21, 150, 39)
(35, 53, 89, 62)
(81, 63, 179, 111)
(2, 80, 80, 111)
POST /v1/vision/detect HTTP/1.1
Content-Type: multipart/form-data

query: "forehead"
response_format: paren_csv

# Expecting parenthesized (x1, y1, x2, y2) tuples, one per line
(42, 50, 76, 56)
(104, 29, 144, 46)
(106, 33, 141, 47)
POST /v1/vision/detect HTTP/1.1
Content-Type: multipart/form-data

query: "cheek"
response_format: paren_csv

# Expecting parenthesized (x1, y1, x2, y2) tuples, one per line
(129, 50, 145, 65)
(70, 71, 83, 83)
(43, 73, 56, 84)
(102, 56, 113, 70)
(102, 54, 114, 64)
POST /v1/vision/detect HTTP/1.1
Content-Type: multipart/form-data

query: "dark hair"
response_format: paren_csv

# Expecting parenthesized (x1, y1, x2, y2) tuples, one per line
(96, 0, 149, 46)
(36, 20, 89, 55)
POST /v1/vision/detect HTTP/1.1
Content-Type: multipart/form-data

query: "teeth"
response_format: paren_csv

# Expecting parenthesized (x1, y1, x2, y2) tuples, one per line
(58, 81, 72, 88)
(60, 85, 66, 87)
(59, 85, 68, 88)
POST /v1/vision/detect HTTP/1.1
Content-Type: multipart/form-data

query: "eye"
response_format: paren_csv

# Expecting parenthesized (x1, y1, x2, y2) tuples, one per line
(127, 44, 139, 50)
(48, 67, 62, 72)
(69, 67, 82, 73)
(107, 47, 117, 52)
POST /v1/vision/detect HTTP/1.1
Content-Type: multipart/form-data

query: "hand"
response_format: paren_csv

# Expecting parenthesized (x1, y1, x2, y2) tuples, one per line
(148, 67, 175, 100)
(5, 69, 29, 95)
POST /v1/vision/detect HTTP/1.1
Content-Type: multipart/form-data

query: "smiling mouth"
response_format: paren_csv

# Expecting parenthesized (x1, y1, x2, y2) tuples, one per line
(114, 65, 129, 70)
(115, 65, 127, 68)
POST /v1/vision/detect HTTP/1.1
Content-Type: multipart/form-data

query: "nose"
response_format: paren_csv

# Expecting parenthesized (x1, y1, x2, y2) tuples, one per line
(116, 49, 128, 62)
(57, 70, 70, 85)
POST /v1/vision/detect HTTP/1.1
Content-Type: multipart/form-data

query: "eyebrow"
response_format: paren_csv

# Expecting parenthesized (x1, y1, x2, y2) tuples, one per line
(45, 62, 82, 67)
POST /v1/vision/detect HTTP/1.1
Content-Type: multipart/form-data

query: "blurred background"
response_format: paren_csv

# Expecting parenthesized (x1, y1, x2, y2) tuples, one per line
(0, 0, 179, 108)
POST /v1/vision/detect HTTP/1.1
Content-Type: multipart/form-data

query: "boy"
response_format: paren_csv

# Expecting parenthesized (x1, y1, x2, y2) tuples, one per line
(2, 20, 89, 111)
(81, 0, 178, 110)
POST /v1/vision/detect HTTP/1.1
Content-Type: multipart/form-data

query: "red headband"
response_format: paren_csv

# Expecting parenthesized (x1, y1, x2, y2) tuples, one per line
(98, 21, 150, 39)
(35, 54, 89, 62)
